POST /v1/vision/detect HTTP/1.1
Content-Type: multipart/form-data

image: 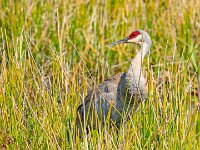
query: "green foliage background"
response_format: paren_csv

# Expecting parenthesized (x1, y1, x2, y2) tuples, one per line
(0, 0, 199, 149)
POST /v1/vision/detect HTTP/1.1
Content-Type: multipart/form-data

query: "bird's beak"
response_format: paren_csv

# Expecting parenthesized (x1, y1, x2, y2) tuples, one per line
(108, 37, 129, 47)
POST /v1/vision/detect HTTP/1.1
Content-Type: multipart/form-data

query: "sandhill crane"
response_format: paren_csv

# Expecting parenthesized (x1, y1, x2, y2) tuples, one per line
(76, 29, 152, 137)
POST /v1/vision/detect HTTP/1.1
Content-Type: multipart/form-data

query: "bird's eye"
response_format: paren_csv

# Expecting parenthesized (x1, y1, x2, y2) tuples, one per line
(129, 31, 140, 39)
(139, 38, 144, 43)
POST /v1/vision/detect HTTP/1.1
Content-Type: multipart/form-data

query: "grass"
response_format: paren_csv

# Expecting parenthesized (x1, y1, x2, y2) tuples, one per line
(0, 0, 199, 149)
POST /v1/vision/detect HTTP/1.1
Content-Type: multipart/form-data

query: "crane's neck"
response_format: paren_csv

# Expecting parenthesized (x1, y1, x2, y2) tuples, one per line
(126, 42, 150, 84)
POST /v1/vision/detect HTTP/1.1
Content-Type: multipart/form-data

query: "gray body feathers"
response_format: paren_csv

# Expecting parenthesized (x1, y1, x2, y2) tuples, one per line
(76, 72, 147, 136)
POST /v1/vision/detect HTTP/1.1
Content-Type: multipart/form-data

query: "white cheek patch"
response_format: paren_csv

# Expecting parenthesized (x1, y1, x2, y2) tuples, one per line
(127, 34, 142, 43)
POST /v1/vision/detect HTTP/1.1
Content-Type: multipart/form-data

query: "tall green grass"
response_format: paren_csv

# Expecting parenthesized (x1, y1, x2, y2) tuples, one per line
(0, 0, 199, 149)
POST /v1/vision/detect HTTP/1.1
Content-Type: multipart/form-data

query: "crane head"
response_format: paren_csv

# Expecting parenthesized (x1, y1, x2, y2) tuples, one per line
(108, 30, 152, 48)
